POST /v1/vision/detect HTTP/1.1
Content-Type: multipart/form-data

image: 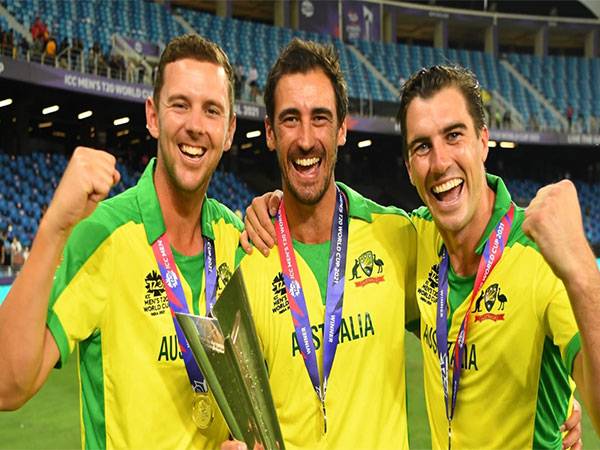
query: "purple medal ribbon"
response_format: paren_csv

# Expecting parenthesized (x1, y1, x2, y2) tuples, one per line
(151, 234, 218, 393)
(274, 187, 349, 433)
(436, 203, 515, 449)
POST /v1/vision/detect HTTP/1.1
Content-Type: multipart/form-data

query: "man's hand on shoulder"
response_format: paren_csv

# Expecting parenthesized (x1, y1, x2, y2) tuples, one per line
(240, 190, 282, 256)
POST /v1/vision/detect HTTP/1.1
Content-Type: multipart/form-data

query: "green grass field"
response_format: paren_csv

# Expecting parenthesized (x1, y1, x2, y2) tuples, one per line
(0, 335, 598, 449)
(0, 356, 80, 449)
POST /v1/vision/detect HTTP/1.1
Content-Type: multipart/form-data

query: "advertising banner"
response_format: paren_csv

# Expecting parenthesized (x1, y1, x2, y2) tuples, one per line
(298, 0, 340, 38)
(342, 1, 381, 42)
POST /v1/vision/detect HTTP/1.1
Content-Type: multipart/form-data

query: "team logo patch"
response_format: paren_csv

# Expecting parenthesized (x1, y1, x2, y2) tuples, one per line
(350, 250, 385, 287)
(271, 272, 290, 314)
(472, 283, 507, 322)
(143, 270, 169, 316)
(417, 264, 439, 305)
(216, 263, 232, 292)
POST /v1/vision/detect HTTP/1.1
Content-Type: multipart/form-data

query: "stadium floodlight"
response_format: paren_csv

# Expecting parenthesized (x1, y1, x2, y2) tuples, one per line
(488, 140, 497, 148)
(113, 116, 130, 126)
(246, 130, 261, 139)
(78, 110, 93, 120)
(358, 139, 372, 148)
(499, 141, 516, 149)
(42, 105, 59, 115)
(38, 121, 53, 128)
(0, 98, 13, 108)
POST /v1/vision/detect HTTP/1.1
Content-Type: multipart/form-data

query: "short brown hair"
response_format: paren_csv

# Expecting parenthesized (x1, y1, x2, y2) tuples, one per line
(264, 38, 348, 126)
(398, 65, 486, 159)
(153, 34, 235, 116)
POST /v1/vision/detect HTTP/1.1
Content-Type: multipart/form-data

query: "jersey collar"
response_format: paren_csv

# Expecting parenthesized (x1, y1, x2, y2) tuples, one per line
(474, 173, 513, 255)
(137, 157, 216, 245)
(336, 181, 374, 223)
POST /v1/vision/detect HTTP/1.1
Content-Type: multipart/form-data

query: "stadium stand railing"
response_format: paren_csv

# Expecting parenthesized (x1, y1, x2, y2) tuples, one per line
(2, 0, 600, 131)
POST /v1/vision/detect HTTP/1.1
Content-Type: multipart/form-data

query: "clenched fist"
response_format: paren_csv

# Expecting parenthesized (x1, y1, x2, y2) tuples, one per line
(42, 147, 120, 237)
(522, 179, 592, 281)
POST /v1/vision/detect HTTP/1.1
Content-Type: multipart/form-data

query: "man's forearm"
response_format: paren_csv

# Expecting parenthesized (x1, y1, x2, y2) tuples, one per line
(565, 253, 600, 433)
(0, 218, 68, 408)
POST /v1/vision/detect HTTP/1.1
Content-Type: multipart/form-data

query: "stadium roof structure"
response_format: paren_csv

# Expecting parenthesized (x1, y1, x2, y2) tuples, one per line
(421, 1, 597, 19)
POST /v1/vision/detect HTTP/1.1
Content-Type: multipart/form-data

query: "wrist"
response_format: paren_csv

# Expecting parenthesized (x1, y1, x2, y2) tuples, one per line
(38, 211, 73, 244)
(560, 245, 599, 294)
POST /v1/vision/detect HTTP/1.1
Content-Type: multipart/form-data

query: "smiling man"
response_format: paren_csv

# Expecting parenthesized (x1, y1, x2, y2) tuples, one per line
(240, 62, 590, 448)
(229, 38, 416, 449)
(0, 34, 242, 449)
(400, 65, 600, 449)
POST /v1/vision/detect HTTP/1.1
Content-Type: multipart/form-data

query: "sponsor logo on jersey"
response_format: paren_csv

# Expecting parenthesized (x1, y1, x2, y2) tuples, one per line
(143, 270, 169, 316)
(472, 283, 507, 323)
(271, 272, 290, 314)
(417, 263, 439, 305)
(422, 323, 479, 371)
(216, 262, 232, 293)
(291, 312, 375, 357)
(349, 250, 385, 287)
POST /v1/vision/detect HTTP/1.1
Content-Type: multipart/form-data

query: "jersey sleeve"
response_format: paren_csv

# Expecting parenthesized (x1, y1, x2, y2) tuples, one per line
(46, 219, 113, 368)
(404, 221, 420, 333)
(537, 262, 581, 374)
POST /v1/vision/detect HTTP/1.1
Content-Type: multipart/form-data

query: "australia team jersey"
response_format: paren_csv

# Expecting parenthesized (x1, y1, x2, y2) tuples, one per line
(46, 159, 243, 449)
(239, 183, 417, 449)
(411, 174, 580, 450)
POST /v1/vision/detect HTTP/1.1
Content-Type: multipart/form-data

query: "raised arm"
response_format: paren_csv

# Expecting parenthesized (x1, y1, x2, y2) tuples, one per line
(0, 147, 119, 410)
(523, 179, 600, 433)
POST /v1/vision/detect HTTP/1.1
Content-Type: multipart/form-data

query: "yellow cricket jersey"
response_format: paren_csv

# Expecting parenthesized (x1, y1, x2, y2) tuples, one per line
(239, 182, 417, 450)
(410, 174, 580, 450)
(46, 158, 243, 449)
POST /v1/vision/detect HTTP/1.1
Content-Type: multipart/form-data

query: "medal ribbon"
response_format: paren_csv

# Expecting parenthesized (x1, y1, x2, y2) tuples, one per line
(274, 187, 349, 433)
(151, 234, 218, 393)
(436, 203, 514, 446)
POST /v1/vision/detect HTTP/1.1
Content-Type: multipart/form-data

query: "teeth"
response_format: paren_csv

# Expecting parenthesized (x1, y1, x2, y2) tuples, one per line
(180, 144, 206, 156)
(295, 157, 320, 167)
(432, 178, 463, 194)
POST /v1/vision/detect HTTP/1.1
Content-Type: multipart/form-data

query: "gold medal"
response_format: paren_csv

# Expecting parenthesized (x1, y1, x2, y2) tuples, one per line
(191, 392, 214, 429)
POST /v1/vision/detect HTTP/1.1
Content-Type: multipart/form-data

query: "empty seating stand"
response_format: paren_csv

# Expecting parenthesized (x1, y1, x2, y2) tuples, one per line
(0, 151, 255, 248)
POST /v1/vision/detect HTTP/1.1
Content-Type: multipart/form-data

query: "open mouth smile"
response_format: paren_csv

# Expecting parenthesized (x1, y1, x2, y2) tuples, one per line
(179, 144, 206, 158)
(431, 178, 464, 202)
(292, 156, 321, 174)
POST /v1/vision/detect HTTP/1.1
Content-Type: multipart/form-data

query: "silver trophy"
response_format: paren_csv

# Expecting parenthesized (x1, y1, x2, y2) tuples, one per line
(176, 268, 285, 450)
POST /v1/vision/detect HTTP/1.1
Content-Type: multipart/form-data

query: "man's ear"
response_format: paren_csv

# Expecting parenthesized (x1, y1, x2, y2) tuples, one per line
(265, 116, 276, 152)
(145, 96, 159, 139)
(223, 113, 237, 152)
(337, 117, 347, 147)
(480, 125, 489, 163)
(405, 158, 415, 186)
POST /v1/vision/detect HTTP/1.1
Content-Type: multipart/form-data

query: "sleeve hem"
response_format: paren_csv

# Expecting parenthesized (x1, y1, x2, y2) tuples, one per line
(47, 312, 71, 369)
(564, 332, 581, 376)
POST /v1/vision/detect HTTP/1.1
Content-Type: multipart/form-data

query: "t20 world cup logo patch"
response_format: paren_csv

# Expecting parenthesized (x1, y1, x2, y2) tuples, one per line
(271, 272, 290, 314)
(143, 270, 169, 317)
(350, 250, 385, 287)
(417, 264, 439, 306)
